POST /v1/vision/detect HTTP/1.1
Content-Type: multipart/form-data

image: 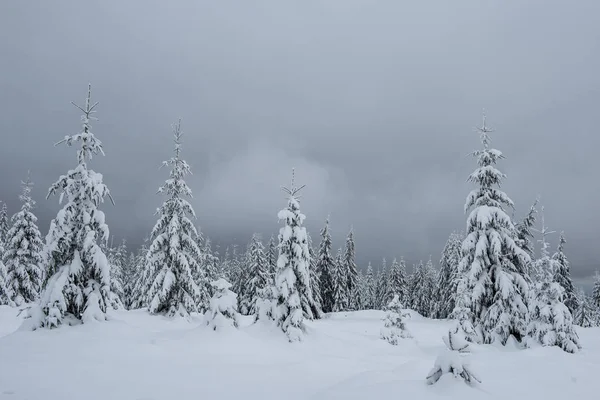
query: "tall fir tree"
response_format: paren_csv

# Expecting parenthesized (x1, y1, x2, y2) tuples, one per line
(409, 261, 431, 316)
(306, 232, 323, 319)
(388, 258, 407, 303)
(0, 202, 9, 251)
(3, 175, 44, 306)
(573, 288, 597, 327)
(0, 260, 11, 306)
(515, 199, 538, 264)
(424, 256, 438, 317)
(375, 258, 391, 309)
(331, 248, 348, 312)
(363, 262, 376, 309)
(552, 232, 577, 314)
(459, 114, 530, 344)
(316, 218, 335, 313)
(272, 170, 314, 341)
(355, 269, 366, 310)
(130, 239, 149, 309)
(201, 237, 221, 298)
(122, 252, 137, 309)
(140, 120, 206, 318)
(30, 85, 114, 328)
(344, 228, 359, 310)
(434, 232, 463, 319)
(240, 234, 269, 316)
(526, 209, 580, 353)
(593, 271, 600, 309)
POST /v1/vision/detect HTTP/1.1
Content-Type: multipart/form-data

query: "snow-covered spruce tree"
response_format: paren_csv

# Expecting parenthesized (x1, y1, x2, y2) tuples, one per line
(355, 269, 366, 310)
(409, 261, 431, 316)
(573, 288, 596, 327)
(552, 232, 577, 314)
(526, 209, 580, 353)
(593, 271, 600, 309)
(375, 259, 391, 309)
(106, 239, 126, 310)
(424, 256, 438, 317)
(201, 237, 220, 298)
(240, 234, 269, 316)
(316, 217, 336, 313)
(0, 259, 13, 306)
(141, 120, 207, 318)
(267, 236, 277, 278)
(344, 228, 359, 310)
(272, 170, 314, 341)
(388, 258, 407, 304)
(0, 202, 9, 250)
(331, 248, 348, 312)
(448, 279, 479, 347)
(515, 200, 538, 265)
(380, 294, 412, 344)
(307, 232, 323, 319)
(432, 232, 462, 319)
(129, 240, 149, 309)
(459, 114, 530, 345)
(29, 85, 114, 328)
(122, 252, 137, 309)
(205, 278, 239, 331)
(363, 262, 376, 309)
(2, 175, 44, 306)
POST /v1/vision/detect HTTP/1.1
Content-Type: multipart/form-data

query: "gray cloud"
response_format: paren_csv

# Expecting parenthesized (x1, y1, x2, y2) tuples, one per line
(1, 0, 599, 286)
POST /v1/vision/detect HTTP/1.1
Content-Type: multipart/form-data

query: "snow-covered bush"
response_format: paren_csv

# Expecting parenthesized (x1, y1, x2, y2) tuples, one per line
(205, 278, 239, 331)
(425, 349, 481, 386)
(380, 295, 411, 344)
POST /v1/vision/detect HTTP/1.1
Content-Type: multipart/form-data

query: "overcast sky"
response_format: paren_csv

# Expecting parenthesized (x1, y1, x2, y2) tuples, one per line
(1, 1, 599, 288)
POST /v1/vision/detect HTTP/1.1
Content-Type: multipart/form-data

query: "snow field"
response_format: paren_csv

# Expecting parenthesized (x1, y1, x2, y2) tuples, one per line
(0, 307, 598, 400)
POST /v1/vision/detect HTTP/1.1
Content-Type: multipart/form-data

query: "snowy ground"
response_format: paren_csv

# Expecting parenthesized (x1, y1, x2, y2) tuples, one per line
(0, 306, 597, 399)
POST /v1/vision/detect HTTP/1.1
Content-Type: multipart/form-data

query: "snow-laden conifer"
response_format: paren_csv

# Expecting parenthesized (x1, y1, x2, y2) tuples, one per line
(0, 260, 13, 306)
(409, 261, 430, 316)
(434, 232, 463, 319)
(425, 348, 481, 386)
(375, 259, 391, 309)
(240, 234, 269, 316)
(3, 175, 44, 306)
(0, 203, 9, 250)
(593, 272, 600, 309)
(515, 200, 538, 264)
(201, 237, 220, 298)
(344, 228, 359, 310)
(388, 258, 407, 305)
(307, 232, 323, 319)
(129, 240, 149, 309)
(424, 256, 438, 317)
(552, 232, 577, 314)
(122, 252, 137, 309)
(331, 248, 347, 312)
(27, 85, 114, 329)
(380, 294, 411, 344)
(316, 217, 335, 313)
(573, 288, 596, 327)
(526, 209, 580, 353)
(267, 236, 277, 278)
(362, 262, 376, 309)
(106, 239, 126, 310)
(205, 278, 239, 331)
(140, 120, 206, 318)
(459, 114, 530, 345)
(272, 170, 314, 341)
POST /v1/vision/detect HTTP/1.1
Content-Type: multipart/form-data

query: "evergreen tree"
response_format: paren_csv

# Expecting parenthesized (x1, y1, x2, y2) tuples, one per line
(130, 240, 149, 309)
(0, 202, 9, 250)
(344, 228, 359, 310)
(409, 261, 430, 316)
(573, 288, 597, 327)
(201, 237, 220, 298)
(106, 239, 126, 310)
(122, 252, 137, 309)
(3, 175, 44, 305)
(29, 85, 113, 328)
(434, 232, 463, 319)
(0, 259, 13, 306)
(375, 258, 391, 309)
(552, 232, 577, 314)
(272, 170, 314, 341)
(355, 269, 366, 310)
(267, 235, 277, 279)
(331, 248, 347, 312)
(526, 210, 580, 353)
(380, 295, 412, 344)
(388, 258, 407, 303)
(140, 120, 206, 318)
(459, 115, 530, 345)
(205, 278, 239, 331)
(363, 263, 376, 309)
(306, 233, 323, 319)
(316, 218, 335, 313)
(515, 200, 538, 264)
(240, 234, 269, 316)
(593, 271, 600, 309)
(424, 256, 438, 317)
